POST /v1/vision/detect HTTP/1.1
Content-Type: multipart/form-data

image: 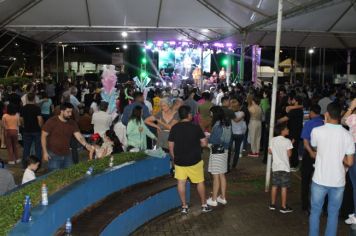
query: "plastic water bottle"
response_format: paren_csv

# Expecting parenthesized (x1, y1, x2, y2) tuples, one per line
(86, 166, 93, 175)
(109, 156, 114, 167)
(21, 195, 31, 222)
(65, 218, 72, 235)
(41, 183, 48, 206)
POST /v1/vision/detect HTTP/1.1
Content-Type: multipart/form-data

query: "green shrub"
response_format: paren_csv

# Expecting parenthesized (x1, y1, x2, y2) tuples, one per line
(0, 77, 31, 87)
(0, 152, 146, 236)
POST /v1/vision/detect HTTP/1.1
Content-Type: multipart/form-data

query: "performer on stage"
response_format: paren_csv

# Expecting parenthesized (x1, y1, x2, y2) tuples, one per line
(192, 66, 202, 87)
(219, 67, 226, 84)
(209, 71, 218, 84)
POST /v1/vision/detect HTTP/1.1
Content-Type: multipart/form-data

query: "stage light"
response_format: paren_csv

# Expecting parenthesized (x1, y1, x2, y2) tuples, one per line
(115, 47, 120, 50)
(157, 41, 164, 47)
(182, 42, 189, 46)
(226, 43, 232, 47)
(308, 48, 314, 54)
(123, 44, 128, 49)
(121, 31, 128, 38)
(217, 49, 222, 54)
(201, 29, 209, 33)
(155, 82, 160, 86)
(141, 58, 147, 64)
(140, 71, 148, 78)
(222, 58, 228, 65)
(169, 82, 173, 87)
(203, 43, 209, 47)
(169, 41, 176, 45)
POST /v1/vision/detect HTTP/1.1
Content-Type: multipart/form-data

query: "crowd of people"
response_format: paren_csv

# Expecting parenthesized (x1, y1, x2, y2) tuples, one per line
(0, 77, 356, 235)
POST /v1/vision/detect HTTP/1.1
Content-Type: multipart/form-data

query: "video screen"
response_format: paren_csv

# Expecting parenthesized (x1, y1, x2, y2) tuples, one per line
(158, 47, 211, 79)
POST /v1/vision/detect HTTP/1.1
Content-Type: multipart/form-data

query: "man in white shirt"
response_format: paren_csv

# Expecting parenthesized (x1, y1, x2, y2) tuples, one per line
(91, 101, 112, 137)
(309, 102, 354, 236)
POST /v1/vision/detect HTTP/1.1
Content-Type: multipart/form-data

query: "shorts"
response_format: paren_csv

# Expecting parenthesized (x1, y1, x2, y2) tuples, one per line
(174, 160, 204, 184)
(272, 171, 290, 188)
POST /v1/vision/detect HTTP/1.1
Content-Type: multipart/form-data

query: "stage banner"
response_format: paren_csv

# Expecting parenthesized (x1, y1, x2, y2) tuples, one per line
(112, 53, 124, 65)
(251, 45, 261, 85)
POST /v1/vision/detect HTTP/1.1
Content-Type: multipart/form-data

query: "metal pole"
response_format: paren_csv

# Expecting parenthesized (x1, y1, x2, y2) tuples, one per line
(347, 49, 351, 86)
(310, 53, 312, 87)
(62, 45, 65, 81)
(56, 45, 59, 83)
(318, 48, 322, 84)
(227, 54, 231, 86)
(40, 44, 44, 82)
(200, 47, 204, 90)
(265, 0, 283, 192)
(322, 48, 325, 87)
(239, 32, 247, 83)
(303, 48, 307, 86)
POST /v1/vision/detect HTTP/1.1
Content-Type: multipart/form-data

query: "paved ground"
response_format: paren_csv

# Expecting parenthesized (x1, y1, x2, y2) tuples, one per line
(132, 154, 350, 236)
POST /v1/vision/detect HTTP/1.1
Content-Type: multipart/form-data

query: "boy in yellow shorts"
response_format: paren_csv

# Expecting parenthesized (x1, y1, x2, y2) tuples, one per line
(168, 105, 212, 214)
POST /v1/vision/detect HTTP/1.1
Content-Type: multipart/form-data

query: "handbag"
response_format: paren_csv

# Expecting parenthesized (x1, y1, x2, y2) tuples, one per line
(211, 144, 225, 154)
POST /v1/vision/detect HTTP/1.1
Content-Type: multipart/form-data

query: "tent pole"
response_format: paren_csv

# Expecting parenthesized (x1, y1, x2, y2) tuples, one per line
(318, 48, 322, 84)
(347, 49, 351, 86)
(56, 45, 59, 83)
(40, 44, 44, 82)
(200, 47, 204, 90)
(239, 32, 247, 83)
(303, 47, 307, 86)
(322, 48, 325, 87)
(265, 0, 283, 192)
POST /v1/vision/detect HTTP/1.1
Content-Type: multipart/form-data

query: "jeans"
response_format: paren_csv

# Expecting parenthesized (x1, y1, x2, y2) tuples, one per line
(70, 136, 79, 164)
(349, 149, 356, 215)
(228, 134, 244, 169)
(309, 181, 344, 236)
(48, 150, 73, 171)
(22, 132, 42, 165)
(301, 151, 314, 211)
(290, 137, 300, 168)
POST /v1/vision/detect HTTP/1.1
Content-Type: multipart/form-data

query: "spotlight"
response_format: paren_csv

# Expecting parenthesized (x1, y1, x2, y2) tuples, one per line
(115, 47, 120, 50)
(308, 48, 314, 54)
(123, 44, 128, 50)
(141, 58, 147, 64)
(201, 29, 209, 33)
(121, 31, 128, 38)
(140, 71, 148, 78)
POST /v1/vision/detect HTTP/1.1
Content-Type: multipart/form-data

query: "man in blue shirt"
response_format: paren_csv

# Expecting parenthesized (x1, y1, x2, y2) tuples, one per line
(121, 92, 150, 126)
(300, 104, 324, 213)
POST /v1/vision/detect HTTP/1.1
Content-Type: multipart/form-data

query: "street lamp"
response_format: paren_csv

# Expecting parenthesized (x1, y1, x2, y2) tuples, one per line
(308, 48, 314, 86)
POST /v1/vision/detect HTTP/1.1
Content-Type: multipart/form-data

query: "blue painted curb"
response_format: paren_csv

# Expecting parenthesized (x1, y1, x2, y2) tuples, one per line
(9, 157, 170, 236)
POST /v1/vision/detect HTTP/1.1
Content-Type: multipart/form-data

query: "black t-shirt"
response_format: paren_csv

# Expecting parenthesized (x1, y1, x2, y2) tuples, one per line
(20, 104, 41, 133)
(287, 108, 304, 139)
(168, 122, 205, 166)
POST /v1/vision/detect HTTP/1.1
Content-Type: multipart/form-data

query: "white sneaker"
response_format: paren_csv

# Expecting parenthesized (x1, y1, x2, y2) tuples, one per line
(217, 196, 227, 205)
(345, 215, 356, 224)
(206, 197, 218, 207)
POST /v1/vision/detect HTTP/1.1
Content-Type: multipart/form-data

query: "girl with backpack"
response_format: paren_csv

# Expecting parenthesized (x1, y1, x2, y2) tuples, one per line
(207, 106, 231, 207)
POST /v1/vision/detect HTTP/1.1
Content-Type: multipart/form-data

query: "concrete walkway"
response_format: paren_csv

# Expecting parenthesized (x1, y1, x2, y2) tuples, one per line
(132, 156, 350, 236)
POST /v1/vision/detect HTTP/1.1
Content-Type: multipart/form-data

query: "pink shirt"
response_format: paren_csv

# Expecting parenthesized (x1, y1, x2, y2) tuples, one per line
(346, 114, 356, 143)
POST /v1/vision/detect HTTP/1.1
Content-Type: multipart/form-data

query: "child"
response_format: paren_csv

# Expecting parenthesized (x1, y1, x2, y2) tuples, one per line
(22, 155, 40, 184)
(268, 123, 294, 213)
(89, 130, 117, 160)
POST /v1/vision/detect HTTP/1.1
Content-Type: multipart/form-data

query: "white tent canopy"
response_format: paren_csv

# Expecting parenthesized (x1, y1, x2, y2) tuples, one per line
(1, 0, 356, 48)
